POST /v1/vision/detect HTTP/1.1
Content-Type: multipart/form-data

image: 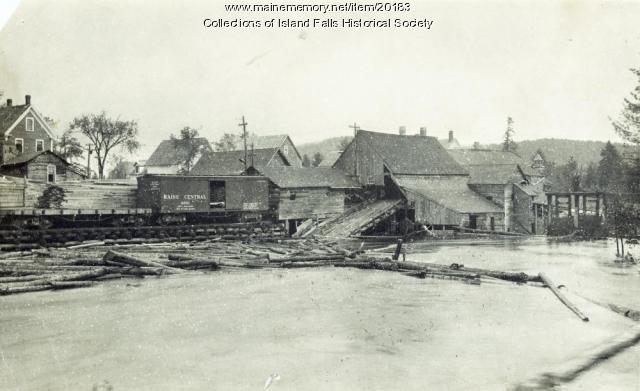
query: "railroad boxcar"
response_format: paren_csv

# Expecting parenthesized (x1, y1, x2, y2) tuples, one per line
(136, 174, 271, 224)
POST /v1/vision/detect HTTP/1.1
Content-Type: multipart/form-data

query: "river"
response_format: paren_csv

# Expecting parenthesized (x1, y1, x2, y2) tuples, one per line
(1, 238, 638, 390)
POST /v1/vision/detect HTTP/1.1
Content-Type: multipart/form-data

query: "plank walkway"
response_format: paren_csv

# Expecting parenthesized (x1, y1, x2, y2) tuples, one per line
(316, 199, 402, 238)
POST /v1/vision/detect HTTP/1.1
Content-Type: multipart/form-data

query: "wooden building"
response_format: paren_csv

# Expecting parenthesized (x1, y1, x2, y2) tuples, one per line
(246, 134, 303, 167)
(448, 149, 546, 233)
(0, 95, 56, 165)
(333, 129, 503, 230)
(191, 147, 291, 176)
(248, 166, 360, 234)
(145, 138, 212, 174)
(0, 150, 86, 183)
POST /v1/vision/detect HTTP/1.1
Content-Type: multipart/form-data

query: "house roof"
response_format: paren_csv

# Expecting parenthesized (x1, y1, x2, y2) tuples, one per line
(256, 166, 360, 189)
(0, 105, 29, 135)
(146, 138, 211, 166)
(448, 149, 538, 184)
(247, 134, 303, 161)
(396, 176, 502, 214)
(354, 130, 467, 176)
(0, 104, 56, 139)
(190, 147, 286, 175)
(1, 150, 69, 167)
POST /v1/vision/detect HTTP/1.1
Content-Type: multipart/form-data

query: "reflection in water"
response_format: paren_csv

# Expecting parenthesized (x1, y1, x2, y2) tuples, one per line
(0, 239, 638, 391)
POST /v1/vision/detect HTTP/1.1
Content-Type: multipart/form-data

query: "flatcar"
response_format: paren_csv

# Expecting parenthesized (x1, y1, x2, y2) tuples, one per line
(136, 174, 271, 224)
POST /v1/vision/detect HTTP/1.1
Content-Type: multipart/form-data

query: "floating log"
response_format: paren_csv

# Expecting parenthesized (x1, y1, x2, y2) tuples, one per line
(405, 271, 481, 285)
(103, 250, 185, 274)
(515, 325, 640, 390)
(66, 241, 106, 250)
(269, 254, 346, 264)
(538, 272, 589, 322)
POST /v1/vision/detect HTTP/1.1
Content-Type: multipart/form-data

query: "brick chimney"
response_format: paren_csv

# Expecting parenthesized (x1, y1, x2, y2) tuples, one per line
(448, 130, 454, 142)
(25, 95, 31, 105)
(419, 127, 427, 137)
(6, 99, 12, 107)
(399, 126, 406, 136)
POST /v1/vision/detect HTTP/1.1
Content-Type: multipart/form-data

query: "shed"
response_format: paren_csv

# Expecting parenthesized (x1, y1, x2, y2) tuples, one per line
(0, 150, 86, 183)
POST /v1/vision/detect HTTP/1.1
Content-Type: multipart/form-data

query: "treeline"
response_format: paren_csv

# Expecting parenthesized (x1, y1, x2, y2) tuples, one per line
(543, 141, 639, 194)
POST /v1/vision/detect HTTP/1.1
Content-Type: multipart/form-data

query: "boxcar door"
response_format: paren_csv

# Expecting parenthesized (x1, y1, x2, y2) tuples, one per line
(209, 180, 226, 209)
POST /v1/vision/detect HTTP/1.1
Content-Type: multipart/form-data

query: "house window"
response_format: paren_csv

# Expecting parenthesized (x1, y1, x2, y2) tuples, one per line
(47, 164, 56, 183)
(15, 138, 23, 154)
(289, 192, 297, 200)
(50, 140, 53, 151)
(26, 117, 35, 132)
(36, 139, 44, 152)
(283, 145, 289, 155)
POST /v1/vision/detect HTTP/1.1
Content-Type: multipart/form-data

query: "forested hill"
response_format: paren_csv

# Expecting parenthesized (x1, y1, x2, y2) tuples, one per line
(485, 139, 635, 167)
(297, 136, 351, 159)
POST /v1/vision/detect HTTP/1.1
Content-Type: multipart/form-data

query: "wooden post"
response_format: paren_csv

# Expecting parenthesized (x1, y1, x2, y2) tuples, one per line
(533, 204, 538, 234)
(582, 194, 587, 216)
(595, 194, 600, 217)
(555, 195, 560, 217)
(392, 239, 403, 261)
(547, 194, 553, 229)
(573, 194, 579, 228)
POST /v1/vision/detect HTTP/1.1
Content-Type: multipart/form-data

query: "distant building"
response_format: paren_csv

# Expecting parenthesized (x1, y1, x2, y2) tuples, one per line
(246, 134, 303, 167)
(191, 147, 290, 176)
(0, 150, 87, 183)
(145, 138, 211, 174)
(0, 95, 56, 165)
(438, 130, 463, 150)
(531, 150, 547, 172)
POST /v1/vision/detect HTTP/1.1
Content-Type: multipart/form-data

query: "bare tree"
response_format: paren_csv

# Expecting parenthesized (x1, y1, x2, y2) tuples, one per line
(69, 112, 140, 179)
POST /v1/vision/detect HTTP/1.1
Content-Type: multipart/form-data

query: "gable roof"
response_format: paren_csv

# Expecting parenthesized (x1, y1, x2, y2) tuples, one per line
(396, 176, 502, 214)
(255, 166, 360, 189)
(0, 104, 56, 139)
(448, 149, 538, 185)
(1, 150, 69, 167)
(190, 147, 287, 175)
(146, 138, 211, 166)
(247, 134, 303, 161)
(353, 130, 467, 176)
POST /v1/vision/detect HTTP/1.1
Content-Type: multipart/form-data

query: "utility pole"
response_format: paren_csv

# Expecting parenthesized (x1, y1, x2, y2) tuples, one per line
(86, 144, 93, 179)
(250, 143, 255, 167)
(239, 116, 248, 170)
(348, 122, 360, 181)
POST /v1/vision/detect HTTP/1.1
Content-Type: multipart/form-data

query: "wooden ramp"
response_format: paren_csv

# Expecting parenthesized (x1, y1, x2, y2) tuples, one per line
(316, 199, 403, 238)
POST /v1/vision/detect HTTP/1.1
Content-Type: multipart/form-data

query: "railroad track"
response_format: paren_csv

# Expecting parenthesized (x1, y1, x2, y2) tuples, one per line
(0, 222, 286, 251)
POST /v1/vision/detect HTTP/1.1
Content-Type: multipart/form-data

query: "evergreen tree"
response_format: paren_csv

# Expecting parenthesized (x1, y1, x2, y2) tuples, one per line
(596, 141, 623, 191)
(312, 152, 324, 167)
(612, 68, 640, 145)
(560, 156, 581, 192)
(582, 162, 598, 191)
(502, 117, 518, 152)
(625, 157, 640, 194)
(302, 154, 311, 167)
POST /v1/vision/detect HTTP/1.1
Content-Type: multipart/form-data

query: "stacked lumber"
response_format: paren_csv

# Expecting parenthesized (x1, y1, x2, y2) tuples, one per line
(57, 181, 137, 209)
(0, 176, 25, 209)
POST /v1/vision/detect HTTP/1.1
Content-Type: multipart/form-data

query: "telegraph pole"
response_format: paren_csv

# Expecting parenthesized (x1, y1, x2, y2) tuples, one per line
(86, 144, 93, 179)
(239, 116, 248, 170)
(348, 122, 360, 180)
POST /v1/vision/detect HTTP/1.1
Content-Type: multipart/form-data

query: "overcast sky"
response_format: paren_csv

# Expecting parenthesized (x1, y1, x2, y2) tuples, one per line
(1, 0, 639, 160)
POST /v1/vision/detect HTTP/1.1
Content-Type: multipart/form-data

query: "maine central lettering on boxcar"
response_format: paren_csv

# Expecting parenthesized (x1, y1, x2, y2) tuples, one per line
(163, 194, 207, 200)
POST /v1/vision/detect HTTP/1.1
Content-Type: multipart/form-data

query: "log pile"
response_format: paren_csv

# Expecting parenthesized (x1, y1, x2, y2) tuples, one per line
(0, 237, 545, 296)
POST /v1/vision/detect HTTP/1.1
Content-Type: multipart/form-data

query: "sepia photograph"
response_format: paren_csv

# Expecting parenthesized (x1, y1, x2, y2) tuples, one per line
(0, 0, 639, 390)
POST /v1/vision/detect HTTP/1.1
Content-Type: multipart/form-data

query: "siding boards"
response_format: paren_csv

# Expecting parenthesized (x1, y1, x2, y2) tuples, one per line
(277, 188, 345, 220)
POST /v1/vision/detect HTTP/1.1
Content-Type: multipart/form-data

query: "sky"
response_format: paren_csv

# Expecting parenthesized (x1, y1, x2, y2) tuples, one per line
(1, 0, 639, 162)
